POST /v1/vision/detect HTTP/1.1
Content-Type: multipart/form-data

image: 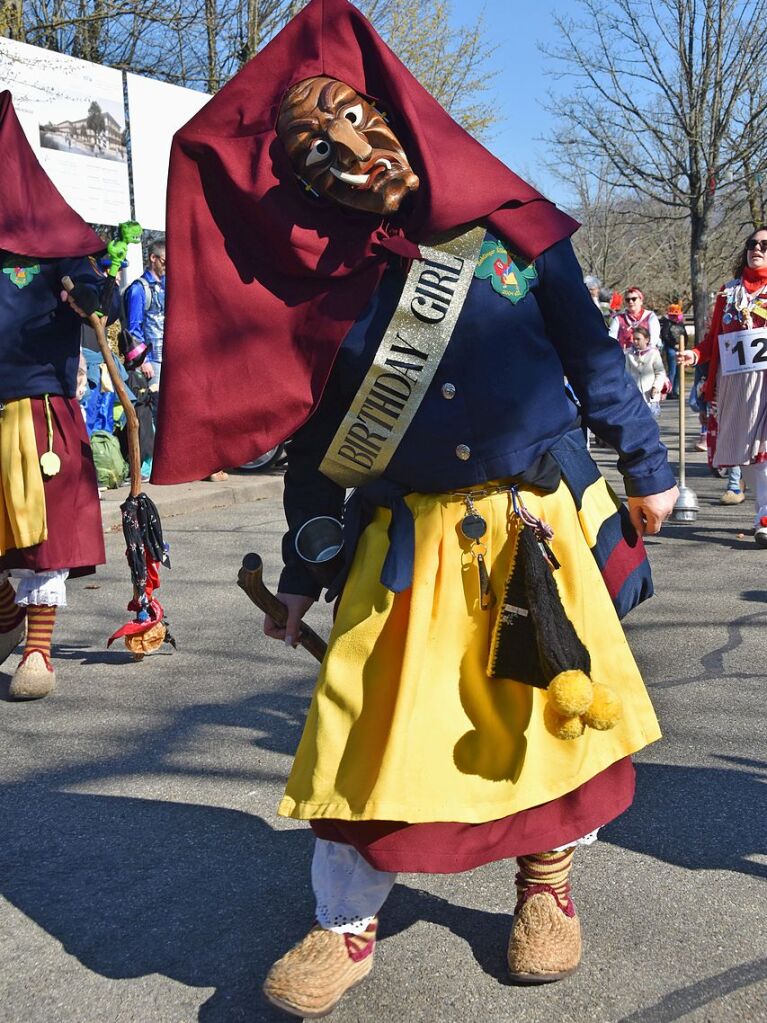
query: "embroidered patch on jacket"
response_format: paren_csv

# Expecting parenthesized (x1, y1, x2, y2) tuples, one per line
(2, 258, 41, 289)
(475, 240, 537, 303)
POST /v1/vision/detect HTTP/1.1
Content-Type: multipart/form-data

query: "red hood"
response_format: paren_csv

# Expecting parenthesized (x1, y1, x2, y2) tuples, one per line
(0, 91, 103, 259)
(152, 0, 578, 484)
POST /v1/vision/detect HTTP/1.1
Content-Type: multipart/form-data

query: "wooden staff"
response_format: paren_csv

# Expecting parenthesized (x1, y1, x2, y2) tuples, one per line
(62, 275, 141, 497)
(238, 553, 327, 663)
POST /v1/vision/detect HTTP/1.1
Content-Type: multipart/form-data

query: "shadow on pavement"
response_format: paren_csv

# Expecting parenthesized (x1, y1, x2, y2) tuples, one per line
(656, 523, 756, 549)
(0, 786, 514, 1021)
(603, 760, 767, 880)
(0, 788, 312, 1022)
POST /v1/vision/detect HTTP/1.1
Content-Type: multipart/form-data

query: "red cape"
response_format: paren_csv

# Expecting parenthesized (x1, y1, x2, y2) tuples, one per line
(0, 91, 103, 258)
(152, 0, 578, 484)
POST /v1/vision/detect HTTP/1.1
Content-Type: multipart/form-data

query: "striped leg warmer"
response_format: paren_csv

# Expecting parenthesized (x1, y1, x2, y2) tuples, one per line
(0, 579, 25, 633)
(22, 604, 57, 668)
(516, 847, 575, 917)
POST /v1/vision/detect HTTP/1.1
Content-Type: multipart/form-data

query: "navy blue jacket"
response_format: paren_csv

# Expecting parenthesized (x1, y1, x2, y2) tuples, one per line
(279, 236, 675, 596)
(0, 253, 107, 401)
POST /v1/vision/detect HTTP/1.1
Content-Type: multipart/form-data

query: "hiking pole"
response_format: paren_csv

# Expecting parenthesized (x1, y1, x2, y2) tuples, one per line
(671, 334, 699, 522)
(238, 553, 327, 663)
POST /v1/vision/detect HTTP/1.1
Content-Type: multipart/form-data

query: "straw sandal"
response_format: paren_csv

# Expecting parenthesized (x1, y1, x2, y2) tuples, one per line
(507, 890, 581, 984)
(263, 922, 377, 1018)
(9, 650, 56, 700)
(720, 490, 745, 504)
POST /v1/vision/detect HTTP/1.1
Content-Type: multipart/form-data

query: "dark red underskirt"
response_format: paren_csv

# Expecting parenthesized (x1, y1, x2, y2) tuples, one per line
(311, 757, 635, 873)
(0, 396, 105, 576)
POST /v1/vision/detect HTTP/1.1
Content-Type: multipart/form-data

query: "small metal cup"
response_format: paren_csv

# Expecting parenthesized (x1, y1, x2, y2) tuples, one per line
(671, 485, 699, 523)
(295, 516, 345, 587)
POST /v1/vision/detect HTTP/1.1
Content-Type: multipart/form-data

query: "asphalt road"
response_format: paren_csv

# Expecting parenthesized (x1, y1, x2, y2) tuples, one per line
(1, 412, 765, 1023)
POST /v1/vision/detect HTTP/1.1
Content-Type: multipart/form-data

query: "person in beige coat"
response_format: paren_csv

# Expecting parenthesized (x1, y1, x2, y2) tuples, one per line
(625, 327, 666, 416)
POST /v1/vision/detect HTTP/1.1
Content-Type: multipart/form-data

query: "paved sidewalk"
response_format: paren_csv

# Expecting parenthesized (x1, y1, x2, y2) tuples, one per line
(98, 469, 286, 531)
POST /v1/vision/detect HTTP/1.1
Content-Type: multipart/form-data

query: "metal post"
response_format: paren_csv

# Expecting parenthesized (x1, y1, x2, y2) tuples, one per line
(671, 334, 699, 521)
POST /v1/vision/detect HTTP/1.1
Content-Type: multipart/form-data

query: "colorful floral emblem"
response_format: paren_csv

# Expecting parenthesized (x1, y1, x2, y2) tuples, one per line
(3, 258, 41, 289)
(475, 239, 537, 303)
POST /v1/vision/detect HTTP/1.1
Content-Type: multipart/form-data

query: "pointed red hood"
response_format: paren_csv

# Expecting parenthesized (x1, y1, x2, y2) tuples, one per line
(152, 0, 578, 484)
(0, 91, 103, 259)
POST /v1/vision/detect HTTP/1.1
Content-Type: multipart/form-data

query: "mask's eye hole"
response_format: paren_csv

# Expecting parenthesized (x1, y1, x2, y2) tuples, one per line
(343, 104, 365, 127)
(305, 138, 333, 168)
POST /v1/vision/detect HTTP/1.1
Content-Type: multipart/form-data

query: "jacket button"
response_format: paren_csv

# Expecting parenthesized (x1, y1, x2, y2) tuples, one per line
(441, 382, 456, 399)
(455, 444, 471, 461)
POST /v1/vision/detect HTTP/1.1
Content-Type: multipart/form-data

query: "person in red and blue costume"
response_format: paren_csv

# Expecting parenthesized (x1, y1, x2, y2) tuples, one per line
(152, 1, 679, 1015)
(0, 91, 114, 700)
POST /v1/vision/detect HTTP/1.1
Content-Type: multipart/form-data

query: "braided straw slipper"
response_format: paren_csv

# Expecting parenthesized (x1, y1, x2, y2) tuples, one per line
(9, 650, 56, 700)
(263, 923, 376, 1018)
(507, 892, 581, 984)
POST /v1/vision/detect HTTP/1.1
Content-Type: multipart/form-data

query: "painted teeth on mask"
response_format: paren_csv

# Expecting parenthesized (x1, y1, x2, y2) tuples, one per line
(330, 168, 370, 185)
(329, 159, 393, 186)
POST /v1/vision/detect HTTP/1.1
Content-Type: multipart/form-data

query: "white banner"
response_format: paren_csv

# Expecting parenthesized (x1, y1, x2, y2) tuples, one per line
(0, 37, 131, 225)
(127, 74, 210, 233)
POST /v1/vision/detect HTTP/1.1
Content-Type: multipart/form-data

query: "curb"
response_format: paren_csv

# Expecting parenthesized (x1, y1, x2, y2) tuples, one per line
(99, 472, 285, 532)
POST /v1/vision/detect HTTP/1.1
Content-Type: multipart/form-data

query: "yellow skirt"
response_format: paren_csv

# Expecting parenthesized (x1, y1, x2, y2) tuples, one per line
(278, 480, 661, 824)
(0, 398, 47, 556)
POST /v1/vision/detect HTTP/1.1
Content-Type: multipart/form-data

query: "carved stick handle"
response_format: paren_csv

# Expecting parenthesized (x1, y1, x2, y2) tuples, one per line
(237, 553, 327, 663)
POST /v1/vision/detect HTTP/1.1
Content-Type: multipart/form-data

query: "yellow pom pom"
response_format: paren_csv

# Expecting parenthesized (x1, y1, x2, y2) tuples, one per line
(544, 703, 586, 741)
(548, 670, 594, 717)
(583, 684, 622, 731)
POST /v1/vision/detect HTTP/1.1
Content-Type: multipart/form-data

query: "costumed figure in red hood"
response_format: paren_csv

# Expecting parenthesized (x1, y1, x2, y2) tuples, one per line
(153, 0, 679, 1013)
(0, 91, 117, 700)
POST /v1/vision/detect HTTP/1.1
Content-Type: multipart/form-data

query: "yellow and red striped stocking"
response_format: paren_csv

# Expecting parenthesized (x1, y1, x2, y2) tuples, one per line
(0, 579, 25, 633)
(516, 847, 575, 917)
(22, 604, 57, 667)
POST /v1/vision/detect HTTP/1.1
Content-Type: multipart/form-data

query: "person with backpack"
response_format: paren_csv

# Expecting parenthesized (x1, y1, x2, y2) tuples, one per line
(123, 239, 166, 408)
(0, 91, 111, 700)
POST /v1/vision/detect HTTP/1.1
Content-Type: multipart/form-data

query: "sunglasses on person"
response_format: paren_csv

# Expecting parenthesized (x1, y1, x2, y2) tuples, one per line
(746, 239, 767, 253)
(626, 295, 641, 302)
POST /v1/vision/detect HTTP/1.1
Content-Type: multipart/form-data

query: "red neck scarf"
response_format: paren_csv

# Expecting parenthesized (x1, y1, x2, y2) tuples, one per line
(0, 91, 103, 258)
(152, 0, 578, 484)
(742, 264, 767, 292)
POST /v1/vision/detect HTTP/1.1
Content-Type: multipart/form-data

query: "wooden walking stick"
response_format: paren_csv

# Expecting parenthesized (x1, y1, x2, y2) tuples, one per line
(62, 281, 142, 496)
(66, 223, 174, 656)
(62, 220, 144, 496)
(238, 553, 327, 663)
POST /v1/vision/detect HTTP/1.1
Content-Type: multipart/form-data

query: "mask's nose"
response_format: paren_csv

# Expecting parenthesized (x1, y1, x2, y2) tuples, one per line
(327, 118, 373, 166)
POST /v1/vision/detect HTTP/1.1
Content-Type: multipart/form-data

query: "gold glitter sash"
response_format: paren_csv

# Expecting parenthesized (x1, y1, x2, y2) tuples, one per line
(319, 227, 485, 488)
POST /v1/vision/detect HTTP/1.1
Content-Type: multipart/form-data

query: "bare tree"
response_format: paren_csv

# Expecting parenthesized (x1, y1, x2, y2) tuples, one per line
(4, 0, 498, 138)
(0, 0, 25, 39)
(545, 0, 767, 341)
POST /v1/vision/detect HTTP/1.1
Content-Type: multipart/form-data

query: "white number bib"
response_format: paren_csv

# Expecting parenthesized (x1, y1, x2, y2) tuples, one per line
(718, 328, 767, 376)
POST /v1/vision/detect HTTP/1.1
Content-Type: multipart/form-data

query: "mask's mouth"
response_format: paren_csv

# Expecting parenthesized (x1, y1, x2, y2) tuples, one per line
(330, 157, 396, 189)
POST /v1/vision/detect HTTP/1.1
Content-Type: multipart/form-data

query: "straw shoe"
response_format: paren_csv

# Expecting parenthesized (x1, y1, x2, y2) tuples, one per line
(263, 921, 377, 1018)
(507, 890, 581, 984)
